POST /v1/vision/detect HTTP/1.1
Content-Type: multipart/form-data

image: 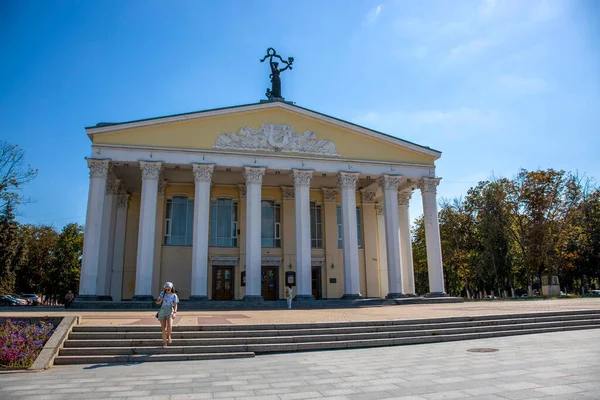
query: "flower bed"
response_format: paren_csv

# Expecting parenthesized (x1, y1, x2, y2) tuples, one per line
(0, 319, 55, 369)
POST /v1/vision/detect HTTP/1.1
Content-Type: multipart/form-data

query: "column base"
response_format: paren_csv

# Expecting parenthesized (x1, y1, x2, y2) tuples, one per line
(75, 295, 100, 302)
(132, 295, 154, 301)
(96, 295, 113, 301)
(425, 292, 449, 298)
(386, 293, 409, 299)
(244, 295, 264, 302)
(189, 295, 209, 301)
(294, 294, 315, 301)
(341, 294, 362, 300)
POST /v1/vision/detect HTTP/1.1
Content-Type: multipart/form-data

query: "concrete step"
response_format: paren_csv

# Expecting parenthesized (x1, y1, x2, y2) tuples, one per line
(53, 351, 255, 365)
(68, 314, 600, 340)
(62, 318, 600, 349)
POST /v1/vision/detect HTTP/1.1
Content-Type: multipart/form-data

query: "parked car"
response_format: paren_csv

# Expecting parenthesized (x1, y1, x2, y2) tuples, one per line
(11, 294, 31, 305)
(0, 295, 26, 306)
(21, 294, 42, 305)
(590, 289, 600, 295)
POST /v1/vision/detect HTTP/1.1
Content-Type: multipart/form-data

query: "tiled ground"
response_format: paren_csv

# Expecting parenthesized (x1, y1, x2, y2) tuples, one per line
(1, 328, 599, 399)
(1, 298, 599, 326)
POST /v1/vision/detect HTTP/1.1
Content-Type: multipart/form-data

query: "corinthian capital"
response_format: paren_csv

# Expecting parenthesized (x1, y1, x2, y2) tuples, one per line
(379, 174, 402, 191)
(140, 161, 162, 180)
(376, 203, 384, 215)
(87, 158, 110, 178)
(292, 169, 313, 187)
(322, 188, 338, 202)
(105, 179, 122, 195)
(337, 172, 360, 189)
(243, 166, 265, 185)
(117, 194, 130, 208)
(360, 189, 376, 204)
(397, 190, 413, 206)
(192, 163, 215, 183)
(281, 186, 294, 201)
(419, 177, 442, 194)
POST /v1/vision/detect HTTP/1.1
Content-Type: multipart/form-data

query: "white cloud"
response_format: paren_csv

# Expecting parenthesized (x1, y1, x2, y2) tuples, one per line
(447, 39, 494, 60)
(498, 75, 548, 93)
(365, 5, 383, 24)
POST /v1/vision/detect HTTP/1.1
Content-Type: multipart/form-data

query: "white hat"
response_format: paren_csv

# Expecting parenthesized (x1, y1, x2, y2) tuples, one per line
(164, 282, 173, 288)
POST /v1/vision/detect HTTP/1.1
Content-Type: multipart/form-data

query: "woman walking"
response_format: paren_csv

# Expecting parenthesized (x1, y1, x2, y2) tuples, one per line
(156, 282, 178, 348)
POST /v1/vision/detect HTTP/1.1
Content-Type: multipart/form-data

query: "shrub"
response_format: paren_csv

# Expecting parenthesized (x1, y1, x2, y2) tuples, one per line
(0, 319, 54, 369)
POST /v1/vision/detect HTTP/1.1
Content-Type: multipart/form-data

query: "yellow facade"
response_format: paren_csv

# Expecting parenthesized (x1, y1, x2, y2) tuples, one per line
(93, 107, 435, 165)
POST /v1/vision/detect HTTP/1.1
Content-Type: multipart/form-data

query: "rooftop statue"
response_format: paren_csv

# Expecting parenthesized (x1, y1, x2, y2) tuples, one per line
(260, 48, 294, 100)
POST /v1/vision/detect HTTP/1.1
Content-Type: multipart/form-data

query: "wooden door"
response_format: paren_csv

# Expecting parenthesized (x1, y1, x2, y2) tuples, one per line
(312, 267, 321, 300)
(261, 267, 278, 301)
(213, 267, 233, 301)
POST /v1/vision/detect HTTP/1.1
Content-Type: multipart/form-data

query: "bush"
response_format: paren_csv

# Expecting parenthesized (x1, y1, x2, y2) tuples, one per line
(0, 319, 54, 369)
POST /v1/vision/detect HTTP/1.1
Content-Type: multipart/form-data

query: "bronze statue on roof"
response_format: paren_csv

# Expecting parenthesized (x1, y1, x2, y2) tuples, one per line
(260, 48, 294, 100)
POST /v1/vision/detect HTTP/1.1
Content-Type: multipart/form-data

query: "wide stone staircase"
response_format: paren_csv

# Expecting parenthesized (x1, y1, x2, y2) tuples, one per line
(54, 309, 600, 365)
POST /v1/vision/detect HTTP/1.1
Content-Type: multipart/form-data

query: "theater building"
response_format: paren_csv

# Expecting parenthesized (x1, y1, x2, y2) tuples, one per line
(79, 100, 446, 301)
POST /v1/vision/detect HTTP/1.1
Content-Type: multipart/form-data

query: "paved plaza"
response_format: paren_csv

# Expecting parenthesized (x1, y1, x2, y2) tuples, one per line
(0, 328, 599, 399)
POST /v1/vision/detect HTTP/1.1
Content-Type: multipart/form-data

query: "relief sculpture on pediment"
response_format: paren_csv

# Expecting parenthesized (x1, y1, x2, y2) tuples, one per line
(213, 123, 340, 156)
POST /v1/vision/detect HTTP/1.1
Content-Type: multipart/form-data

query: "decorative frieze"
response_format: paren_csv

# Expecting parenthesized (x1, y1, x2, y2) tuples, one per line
(158, 179, 168, 195)
(192, 163, 215, 183)
(337, 172, 360, 189)
(322, 188, 338, 202)
(87, 158, 110, 178)
(140, 161, 162, 180)
(105, 179, 121, 195)
(243, 166, 265, 185)
(117, 194, 130, 208)
(210, 256, 239, 266)
(360, 189, 376, 204)
(213, 123, 340, 156)
(379, 174, 403, 191)
(376, 203, 384, 215)
(292, 169, 313, 187)
(261, 256, 282, 266)
(237, 184, 246, 198)
(281, 186, 295, 200)
(419, 177, 442, 194)
(397, 190, 413, 206)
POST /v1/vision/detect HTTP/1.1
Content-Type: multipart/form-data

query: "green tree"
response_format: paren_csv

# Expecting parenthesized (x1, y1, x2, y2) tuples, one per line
(411, 216, 429, 295)
(44, 223, 83, 303)
(13, 224, 58, 295)
(0, 141, 38, 207)
(0, 200, 18, 294)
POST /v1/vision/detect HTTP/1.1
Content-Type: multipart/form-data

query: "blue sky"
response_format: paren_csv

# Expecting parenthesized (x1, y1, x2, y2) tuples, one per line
(1, 0, 599, 228)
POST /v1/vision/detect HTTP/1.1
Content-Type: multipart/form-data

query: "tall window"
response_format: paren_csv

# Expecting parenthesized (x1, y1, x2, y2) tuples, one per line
(336, 206, 362, 249)
(210, 199, 238, 247)
(164, 196, 194, 245)
(310, 202, 323, 248)
(261, 200, 281, 248)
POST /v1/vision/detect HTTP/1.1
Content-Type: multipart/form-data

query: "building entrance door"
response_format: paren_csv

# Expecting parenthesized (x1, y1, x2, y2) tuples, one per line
(312, 267, 322, 300)
(261, 267, 278, 301)
(213, 267, 234, 301)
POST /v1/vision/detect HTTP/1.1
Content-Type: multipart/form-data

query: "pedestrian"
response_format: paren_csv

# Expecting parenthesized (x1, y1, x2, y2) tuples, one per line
(156, 282, 179, 348)
(64, 290, 75, 308)
(285, 286, 293, 309)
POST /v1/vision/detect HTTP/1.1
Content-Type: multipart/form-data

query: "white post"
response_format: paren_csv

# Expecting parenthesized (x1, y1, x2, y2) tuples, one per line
(243, 166, 265, 300)
(293, 169, 314, 300)
(338, 171, 361, 299)
(78, 158, 110, 300)
(133, 161, 162, 301)
(190, 163, 215, 300)
(110, 193, 129, 301)
(419, 178, 446, 296)
(380, 174, 404, 298)
(398, 190, 416, 295)
(97, 179, 120, 300)
(376, 204, 389, 298)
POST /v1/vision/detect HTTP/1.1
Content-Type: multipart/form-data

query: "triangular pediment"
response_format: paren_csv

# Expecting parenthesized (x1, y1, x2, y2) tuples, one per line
(87, 102, 440, 165)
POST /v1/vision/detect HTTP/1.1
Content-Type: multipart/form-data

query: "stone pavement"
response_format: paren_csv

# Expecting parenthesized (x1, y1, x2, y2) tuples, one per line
(2, 298, 599, 326)
(1, 329, 599, 399)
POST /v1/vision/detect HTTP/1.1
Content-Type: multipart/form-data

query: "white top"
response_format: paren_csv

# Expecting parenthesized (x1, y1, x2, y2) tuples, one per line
(159, 292, 179, 308)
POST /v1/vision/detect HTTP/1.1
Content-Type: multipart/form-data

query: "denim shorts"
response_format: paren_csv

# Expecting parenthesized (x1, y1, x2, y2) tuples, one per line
(157, 306, 173, 320)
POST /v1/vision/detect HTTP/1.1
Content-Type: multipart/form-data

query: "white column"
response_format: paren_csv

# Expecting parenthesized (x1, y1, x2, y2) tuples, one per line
(419, 178, 446, 296)
(380, 174, 404, 298)
(133, 161, 162, 301)
(152, 179, 168, 295)
(398, 190, 416, 295)
(338, 171, 361, 298)
(376, 203, 389, 298)
(190, 163, 215, 300)
(97, 179, 120, 300)
(79, 159, 111, 299)
(293, 169, 314, 300)
(110, 193, 129, 301)
(243, 166, 265, 300)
